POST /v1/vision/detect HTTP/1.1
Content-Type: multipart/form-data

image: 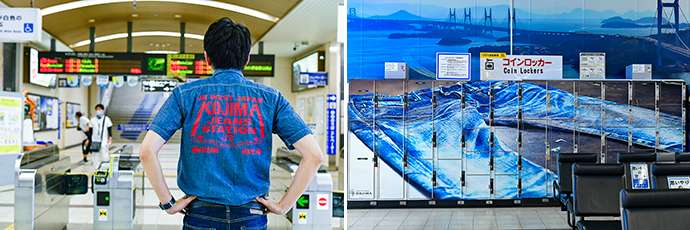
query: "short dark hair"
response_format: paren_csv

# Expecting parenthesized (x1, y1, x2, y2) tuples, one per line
(203, 17, 252, 69)
(76, 111, 82, 117)
(95, 104, 105, 110)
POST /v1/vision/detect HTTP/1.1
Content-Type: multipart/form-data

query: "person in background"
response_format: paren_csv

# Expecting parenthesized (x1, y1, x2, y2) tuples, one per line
(76, 112, 91, 162)
(139, 17, 323, 230)
(90, 104, 113, 166)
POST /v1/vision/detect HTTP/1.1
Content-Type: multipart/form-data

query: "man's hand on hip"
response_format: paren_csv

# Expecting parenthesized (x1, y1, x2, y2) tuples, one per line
(166, 195, 197, 215)
(256, 197, 289, 215)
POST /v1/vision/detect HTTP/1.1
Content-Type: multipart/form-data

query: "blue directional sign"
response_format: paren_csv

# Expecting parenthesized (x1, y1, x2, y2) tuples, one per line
(326, 94, 337, 155)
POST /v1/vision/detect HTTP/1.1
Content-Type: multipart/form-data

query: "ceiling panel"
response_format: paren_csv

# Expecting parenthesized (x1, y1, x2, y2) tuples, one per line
(1, 0, 301, 52)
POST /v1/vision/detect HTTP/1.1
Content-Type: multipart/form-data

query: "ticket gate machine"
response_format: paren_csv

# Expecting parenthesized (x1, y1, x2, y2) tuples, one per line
(14, 145, 88, 230)
(92, 153, 143, 229)
(292, 172, 333, 230)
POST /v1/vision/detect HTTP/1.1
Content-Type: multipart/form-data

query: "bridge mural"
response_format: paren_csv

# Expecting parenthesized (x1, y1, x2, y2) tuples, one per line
(348, 0, 690, 80)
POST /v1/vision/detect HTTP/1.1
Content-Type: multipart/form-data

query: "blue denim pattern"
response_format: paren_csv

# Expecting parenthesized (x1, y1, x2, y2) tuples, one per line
(183, 200, 267, 230)
(149, 68, 311, 205)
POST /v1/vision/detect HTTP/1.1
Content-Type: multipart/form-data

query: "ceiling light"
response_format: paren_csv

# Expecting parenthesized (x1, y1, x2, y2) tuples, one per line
(174, 14, 181, 19)
(69, 31, 204, 48)
(88, 19, 95, 23)
(131, 13, 138, 18)
(41, 0, 279, 22)
(145, 50, 178, 54)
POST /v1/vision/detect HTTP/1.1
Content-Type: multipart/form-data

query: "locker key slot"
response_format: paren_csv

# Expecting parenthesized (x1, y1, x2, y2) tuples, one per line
(461, 171, 466, 186)
(403, 151, 408, 167)
(432, 132, 437, 147)
(403, 93, 408, 109)
(432, 171, 437, 187)
(489, 178, 494, 195)
(356, 157, 368, 160)
(490, 155, 494, 171)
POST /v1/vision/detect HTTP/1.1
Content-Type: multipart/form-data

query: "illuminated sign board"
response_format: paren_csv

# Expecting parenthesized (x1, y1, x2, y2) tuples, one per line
(38, 52, 166, 75)
(141, 79, 178, 92)
(37, 52, 273, 78)
(167, 53, 212, 78)
(243, 54, 275, 77)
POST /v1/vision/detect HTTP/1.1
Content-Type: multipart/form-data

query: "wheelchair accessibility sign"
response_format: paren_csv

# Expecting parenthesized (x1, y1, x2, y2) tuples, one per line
(23, 23, 33, 33)
(0, 8, 42, 42)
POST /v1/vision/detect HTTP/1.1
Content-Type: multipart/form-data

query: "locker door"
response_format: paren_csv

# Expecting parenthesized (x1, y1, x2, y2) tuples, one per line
(630, 82, 657, 154)
(434, 81, 463, 200)
(575, 81, 604, 160)
(347, 80, 376, 200)
(374, 80, 405, 200)
(603, 81, 631, 163)
(546, 80, 575, 198)
(520, 81, 549, 198)
(492, 82, 520, 200)
(404, 80, 434, 200)
(658, 81, 685, 153)
(462, 83, 492, 200)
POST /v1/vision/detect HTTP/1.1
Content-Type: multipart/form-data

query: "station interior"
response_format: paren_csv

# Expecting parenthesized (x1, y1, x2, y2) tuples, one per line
(0, 0, 344, 229)
(2, 0, 690, 230)
(346, 0, 690, 230)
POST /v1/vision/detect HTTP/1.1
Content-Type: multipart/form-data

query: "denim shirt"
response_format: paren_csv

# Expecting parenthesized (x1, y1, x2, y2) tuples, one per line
(149, 68, 311, 205)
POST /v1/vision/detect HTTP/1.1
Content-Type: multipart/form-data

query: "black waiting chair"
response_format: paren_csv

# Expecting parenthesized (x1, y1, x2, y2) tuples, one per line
(572, 163, 624, 230)
(651, 163, 690, 189)
(556, 153, 598, 228)
(621, 189, 690, 230)
(675, 152, 690, 163)
(618, 152, 656, 190)
(556, 153, 598, 203)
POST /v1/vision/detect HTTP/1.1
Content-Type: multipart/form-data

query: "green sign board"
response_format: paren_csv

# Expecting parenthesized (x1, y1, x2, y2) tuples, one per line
(296, 194, 309, 209)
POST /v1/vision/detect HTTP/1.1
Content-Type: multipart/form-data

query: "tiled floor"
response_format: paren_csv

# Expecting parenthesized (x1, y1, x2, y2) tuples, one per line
(2, 143, 343, 229)
(347, 207, 571, 230)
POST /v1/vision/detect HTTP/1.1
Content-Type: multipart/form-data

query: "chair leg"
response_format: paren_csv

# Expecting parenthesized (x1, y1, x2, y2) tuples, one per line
(566, 198, 576, 229)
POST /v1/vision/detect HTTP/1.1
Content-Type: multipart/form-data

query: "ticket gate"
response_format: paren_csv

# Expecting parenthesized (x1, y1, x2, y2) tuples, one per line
(14, 145, 88, 230)
(92, 153, 144, 230)
(291, 172, 333, 230)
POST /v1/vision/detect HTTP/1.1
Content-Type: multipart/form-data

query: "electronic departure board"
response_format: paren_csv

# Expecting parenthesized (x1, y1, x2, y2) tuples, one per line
(244, 54, 275, 77)
(39, 52, 167, 75)
(167, 54, 212, 78)
(37, 52, 274, 78)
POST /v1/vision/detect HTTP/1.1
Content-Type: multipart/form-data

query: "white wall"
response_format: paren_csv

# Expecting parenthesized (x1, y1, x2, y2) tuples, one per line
(258, 41, 342, 168)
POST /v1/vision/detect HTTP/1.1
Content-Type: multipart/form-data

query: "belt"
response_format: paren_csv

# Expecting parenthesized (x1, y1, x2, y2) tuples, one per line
(187, 199, 268, 215)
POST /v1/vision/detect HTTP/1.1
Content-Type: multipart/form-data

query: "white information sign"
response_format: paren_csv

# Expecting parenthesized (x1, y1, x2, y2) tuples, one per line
(668, 176, 690, 189)
(436, 52, 470, 80)
(0, 8, 42, 42)
(0, 94, 22, 155)
(384, 62, 408, 79)
(480, 53, 563, 80)
(579, 52, 606, 80)
(629, 163, 650, 190)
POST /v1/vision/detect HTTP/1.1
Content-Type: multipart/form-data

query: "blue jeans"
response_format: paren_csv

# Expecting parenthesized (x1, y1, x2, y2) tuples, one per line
(183, 200, 268, 230)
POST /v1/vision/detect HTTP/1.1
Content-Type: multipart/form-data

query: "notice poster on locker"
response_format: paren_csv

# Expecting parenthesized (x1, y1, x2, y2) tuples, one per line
(630, 163, 650, 190)
(348, 80, 685, 201)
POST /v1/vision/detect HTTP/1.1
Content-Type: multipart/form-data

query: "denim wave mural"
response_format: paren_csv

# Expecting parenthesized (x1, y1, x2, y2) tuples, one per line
(348, 80, 685, 200)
